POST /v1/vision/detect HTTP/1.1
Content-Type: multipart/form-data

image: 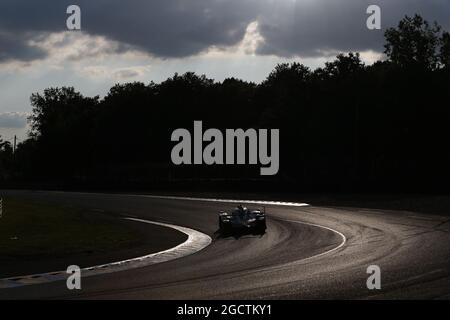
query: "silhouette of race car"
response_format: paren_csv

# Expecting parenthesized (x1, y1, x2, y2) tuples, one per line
(218, 205, 266, 234)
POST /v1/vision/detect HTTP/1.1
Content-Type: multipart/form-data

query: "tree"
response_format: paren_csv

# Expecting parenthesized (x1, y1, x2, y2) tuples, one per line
(0, 136, 13, 156)
(440, 31, 450, 69)
(264, 62, 311, 86)
(28, 87, 99, 178)
(0, 136, 9, 149)
(314, 52, 365, 81)
(384, 15, 442, 70)
(0, 136, 13, 180)
(29, 87, 99, 138)
(257, 62, 311, 126)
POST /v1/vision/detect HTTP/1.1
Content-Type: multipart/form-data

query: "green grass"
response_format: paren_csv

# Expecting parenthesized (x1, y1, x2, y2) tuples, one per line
(0, 197, 138, 258)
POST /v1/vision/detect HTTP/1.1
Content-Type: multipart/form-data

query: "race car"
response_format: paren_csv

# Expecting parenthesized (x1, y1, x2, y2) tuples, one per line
(218, 205, 267, 234)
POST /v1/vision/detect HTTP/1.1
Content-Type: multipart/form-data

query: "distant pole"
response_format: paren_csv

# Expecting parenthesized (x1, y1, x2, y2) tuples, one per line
(13, 135, 17, 162)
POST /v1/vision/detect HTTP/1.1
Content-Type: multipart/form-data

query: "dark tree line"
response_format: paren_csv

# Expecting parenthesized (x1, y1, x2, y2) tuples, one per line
(0, 137, 13, 181)
(1, 15, 450, 192)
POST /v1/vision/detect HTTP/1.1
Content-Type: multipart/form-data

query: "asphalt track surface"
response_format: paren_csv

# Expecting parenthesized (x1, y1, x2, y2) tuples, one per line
(1, 190, 450, 299)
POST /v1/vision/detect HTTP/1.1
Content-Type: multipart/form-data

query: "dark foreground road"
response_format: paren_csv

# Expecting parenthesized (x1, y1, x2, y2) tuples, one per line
(1, 190, 450, 299)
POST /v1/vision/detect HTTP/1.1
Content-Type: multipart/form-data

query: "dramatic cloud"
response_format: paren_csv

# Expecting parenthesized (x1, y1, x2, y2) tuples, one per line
(29, 32, 133, 62)
(0, 0, 260, 62)
(0, 112, 28, 128)
(0, 31, 47, 62)
(256, 0, 450, 57)
(80, 65, 150, 80)
(0, 0, 449, 62)
(113, 68, 145, 79)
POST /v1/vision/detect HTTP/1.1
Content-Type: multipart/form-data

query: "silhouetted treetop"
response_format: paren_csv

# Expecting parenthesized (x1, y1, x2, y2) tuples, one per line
(29, 87, 100, 139)
(441, 31, 450, 69)
(384, 14, 448, 70)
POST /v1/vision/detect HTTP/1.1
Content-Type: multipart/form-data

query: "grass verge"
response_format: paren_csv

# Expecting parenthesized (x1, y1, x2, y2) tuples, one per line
(0, 197, 139, 259)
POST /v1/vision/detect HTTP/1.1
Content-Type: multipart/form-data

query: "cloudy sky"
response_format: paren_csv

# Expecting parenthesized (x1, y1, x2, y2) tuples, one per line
(0, 0, 449, 142)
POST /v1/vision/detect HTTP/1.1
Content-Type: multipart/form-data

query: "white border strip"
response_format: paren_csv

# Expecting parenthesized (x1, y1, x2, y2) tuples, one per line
(280, 219, 347, 261)
(42, 191, 311, 207)
(138, 194, 310, 207)
(0, 218, 211, 289)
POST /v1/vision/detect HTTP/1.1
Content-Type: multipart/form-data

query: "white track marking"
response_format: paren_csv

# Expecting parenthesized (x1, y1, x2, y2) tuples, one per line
(280, 219, 347, 261)
(133, 194, 310, 207)
(0, 218, 211, 289)
(251, 219, 347, 300)
(41, 191, 311, 207)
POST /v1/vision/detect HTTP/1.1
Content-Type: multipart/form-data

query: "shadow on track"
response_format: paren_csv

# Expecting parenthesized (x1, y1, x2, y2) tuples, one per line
(214, 228, 266, 240)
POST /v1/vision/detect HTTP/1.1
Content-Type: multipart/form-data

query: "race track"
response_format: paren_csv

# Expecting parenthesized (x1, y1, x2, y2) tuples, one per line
(1, 190, 450, 299)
